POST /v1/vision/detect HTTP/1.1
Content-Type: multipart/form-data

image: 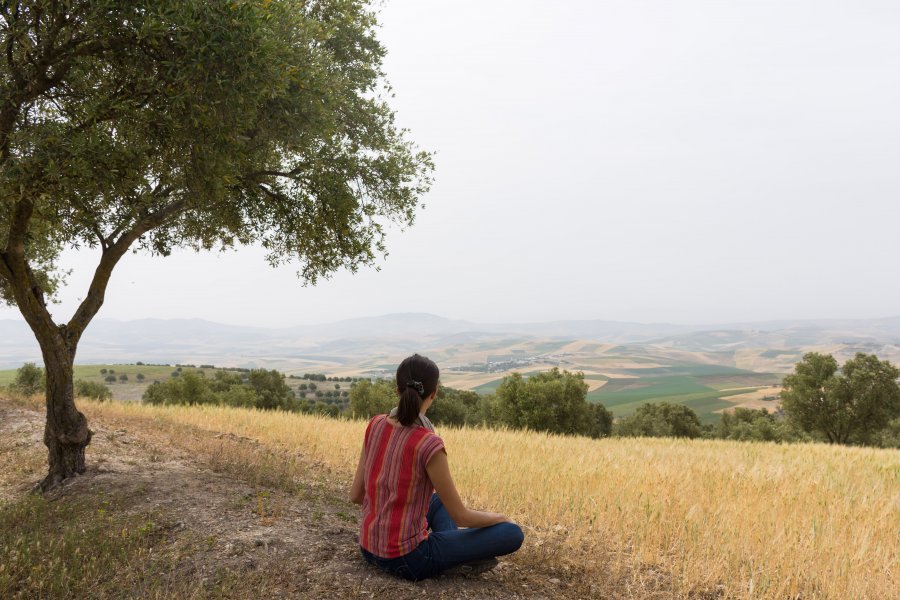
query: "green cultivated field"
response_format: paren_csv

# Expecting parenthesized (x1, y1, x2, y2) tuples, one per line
(470, 364, 780, 423)
(588, 366, 780, 423)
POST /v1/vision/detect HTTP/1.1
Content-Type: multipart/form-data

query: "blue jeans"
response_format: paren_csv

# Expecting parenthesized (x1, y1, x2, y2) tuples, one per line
(360, 494, 525, 581)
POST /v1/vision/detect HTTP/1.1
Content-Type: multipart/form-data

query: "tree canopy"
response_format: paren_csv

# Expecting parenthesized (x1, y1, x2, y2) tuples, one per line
(614, 402, 703, 439)
(781, 352, 900, 444)
(1, 0, 432, 308)
(0, 0, 432, 490)
(495, 368, 612, 438)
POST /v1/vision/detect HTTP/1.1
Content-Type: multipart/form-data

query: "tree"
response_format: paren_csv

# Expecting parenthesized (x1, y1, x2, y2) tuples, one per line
(716, 408, 775, 441)
(135, 373, 145, 382)
(615, 402, 703, 439)
(142, 371, 217, 407)
(348, 379, 395, 419)
(585, 402, 614, 438)
(218, 385, 261, 410)
(11, 362, 44, 395)
(495, 369, 610, 438)
(0, 1, 431, 491)
(781, 352, 900, 445)
(430, 385, 487, 427)
(118, 373, 128, 383)
(104, 374, 116, 384)
(716, 407, 793, 442)
(246, 369, 295, 411)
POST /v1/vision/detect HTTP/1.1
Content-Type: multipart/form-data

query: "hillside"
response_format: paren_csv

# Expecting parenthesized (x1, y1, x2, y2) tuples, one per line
(3, 314, 899, 373)
(3, 395, 897, 599)
(4, 313, 898, 422)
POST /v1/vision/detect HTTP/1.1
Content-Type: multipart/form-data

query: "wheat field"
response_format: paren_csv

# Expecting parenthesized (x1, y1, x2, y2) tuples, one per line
(82, 400, 898, 599)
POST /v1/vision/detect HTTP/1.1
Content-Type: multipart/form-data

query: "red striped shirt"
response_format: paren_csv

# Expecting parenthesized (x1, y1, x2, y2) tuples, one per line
(359, 414, 446, 558)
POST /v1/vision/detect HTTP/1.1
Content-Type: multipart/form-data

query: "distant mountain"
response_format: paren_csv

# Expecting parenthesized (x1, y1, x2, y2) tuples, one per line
(2, 313, 898, 370)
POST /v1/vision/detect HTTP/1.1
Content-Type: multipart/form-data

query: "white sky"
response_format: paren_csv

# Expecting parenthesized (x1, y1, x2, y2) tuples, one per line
(3, 0, 900, 328)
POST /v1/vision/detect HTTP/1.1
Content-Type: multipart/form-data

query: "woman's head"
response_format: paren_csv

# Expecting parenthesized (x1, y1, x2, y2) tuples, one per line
(395, 354, 440, 426)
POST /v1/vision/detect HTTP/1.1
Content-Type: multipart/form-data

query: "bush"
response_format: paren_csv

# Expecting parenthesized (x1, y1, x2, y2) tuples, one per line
(75, 380, 112, 401)
(135, 373, 145, 382)
(118, 373, 128, 382)
(615, 402, 703, 439)
(11, 363, 45, 395)
(104, 374, 117, 384)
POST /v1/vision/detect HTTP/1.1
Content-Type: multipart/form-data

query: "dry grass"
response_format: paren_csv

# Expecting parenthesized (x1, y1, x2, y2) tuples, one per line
(67, 400, 900, 599)
(714, 387, 783, 413)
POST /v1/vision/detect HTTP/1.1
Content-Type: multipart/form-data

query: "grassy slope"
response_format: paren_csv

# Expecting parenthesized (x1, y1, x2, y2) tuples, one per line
(2, 397, 593, 600)
(33, 398, 900, 599)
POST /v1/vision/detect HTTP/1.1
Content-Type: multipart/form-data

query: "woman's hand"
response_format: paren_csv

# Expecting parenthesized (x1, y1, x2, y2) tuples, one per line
(481, 511, 511, 525)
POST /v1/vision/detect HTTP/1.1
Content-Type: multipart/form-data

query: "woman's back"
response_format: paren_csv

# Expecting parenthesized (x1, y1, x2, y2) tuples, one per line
(359, 414, 445, 558)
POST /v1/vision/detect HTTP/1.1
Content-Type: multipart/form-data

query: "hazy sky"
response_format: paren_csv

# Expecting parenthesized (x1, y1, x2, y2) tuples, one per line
(3, 0, 899, 328)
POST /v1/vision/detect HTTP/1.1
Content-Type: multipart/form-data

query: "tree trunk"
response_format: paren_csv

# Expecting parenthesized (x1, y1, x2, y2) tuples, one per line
(35, 336, 92, 493)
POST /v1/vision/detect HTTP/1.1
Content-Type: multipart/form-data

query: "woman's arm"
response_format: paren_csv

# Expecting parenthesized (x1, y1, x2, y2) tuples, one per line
(349, 444, 366, 505)
(426, 450, 508, 528)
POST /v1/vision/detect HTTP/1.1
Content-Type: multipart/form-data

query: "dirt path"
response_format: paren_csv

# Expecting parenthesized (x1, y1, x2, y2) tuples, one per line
(1, 400, 594, 599)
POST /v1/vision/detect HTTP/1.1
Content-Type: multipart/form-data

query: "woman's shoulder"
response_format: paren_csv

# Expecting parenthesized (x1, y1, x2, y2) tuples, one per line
(364, 413, 388, 439)
(416, 427, 444, 447)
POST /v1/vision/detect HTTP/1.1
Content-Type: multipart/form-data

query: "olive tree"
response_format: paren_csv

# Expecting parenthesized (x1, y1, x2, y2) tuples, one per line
(781, 352, 900, 445)
(348, 379, 395, 419)
(614, 402, 703, 439)
(0, 1, 432, 491)
(496, 369, 612, 438)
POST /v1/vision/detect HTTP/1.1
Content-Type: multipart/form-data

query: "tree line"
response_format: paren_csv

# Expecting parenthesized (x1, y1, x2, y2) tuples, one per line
(6, 351, 898, 448)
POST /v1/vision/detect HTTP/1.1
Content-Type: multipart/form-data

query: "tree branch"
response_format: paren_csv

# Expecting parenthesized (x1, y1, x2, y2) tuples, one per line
(1, 199, 59, 341)
(67, 198, 187, 338)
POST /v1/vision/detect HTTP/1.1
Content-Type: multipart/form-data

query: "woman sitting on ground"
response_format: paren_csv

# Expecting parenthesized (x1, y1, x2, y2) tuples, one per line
(350, 354, 524, 581)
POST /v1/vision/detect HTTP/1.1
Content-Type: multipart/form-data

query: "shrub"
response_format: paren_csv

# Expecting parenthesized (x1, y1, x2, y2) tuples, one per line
(11, 363, 45, 395)
(75, 380, 112, 401)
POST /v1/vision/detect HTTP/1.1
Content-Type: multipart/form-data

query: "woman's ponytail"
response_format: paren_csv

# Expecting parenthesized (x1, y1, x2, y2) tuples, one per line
(395, 354, 440, 427)
(396, 386, 422, 426)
